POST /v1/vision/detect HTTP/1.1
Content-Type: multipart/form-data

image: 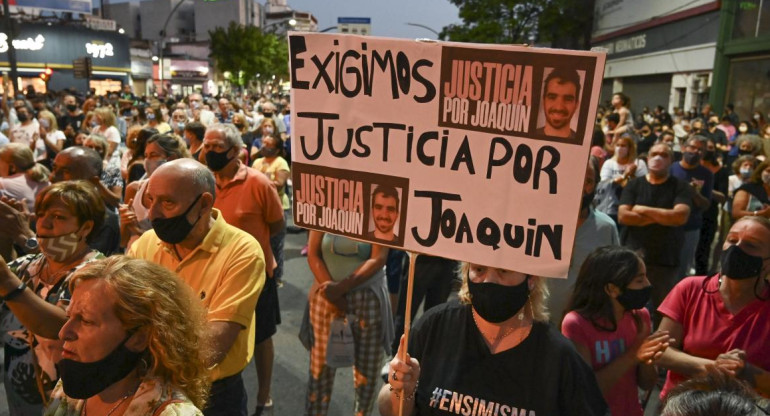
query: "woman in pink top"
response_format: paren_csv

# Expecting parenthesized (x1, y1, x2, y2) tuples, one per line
(657, 215, 770, 399)
(562, 246, 672, 416)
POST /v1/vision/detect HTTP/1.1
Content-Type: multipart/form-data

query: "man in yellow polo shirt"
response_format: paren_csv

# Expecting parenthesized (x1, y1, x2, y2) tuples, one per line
(128, 158, 264, 416)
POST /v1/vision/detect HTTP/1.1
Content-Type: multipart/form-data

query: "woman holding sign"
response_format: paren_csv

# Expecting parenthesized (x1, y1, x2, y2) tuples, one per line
(378, 263, 608, 416)
(305, 230, 394, 416)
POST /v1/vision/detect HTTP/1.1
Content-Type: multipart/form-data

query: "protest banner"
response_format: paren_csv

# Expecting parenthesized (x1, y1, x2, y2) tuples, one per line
(289, 33, 606, 278)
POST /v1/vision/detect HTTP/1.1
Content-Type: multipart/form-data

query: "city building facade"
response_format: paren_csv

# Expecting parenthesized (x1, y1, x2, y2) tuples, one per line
(592, 0, 721, 115)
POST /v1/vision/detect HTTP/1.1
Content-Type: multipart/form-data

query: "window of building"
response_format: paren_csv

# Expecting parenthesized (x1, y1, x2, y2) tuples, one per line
(731, 0, 770, 39)
(726, 55, 770, 121)
(676, 88, 686, 111)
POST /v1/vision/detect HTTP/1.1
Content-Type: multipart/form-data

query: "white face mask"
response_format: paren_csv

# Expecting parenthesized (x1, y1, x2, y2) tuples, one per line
(647, 155, 668, 172)
(144, 158, 166, 177)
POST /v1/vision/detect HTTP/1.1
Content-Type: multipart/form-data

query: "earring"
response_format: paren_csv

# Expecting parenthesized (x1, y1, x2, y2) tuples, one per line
(518, 298, 529, 321)
(138, 356, 150, 376)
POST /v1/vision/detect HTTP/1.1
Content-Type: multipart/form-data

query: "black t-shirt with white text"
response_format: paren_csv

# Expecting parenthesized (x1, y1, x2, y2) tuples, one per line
(408, 301, 608, 416)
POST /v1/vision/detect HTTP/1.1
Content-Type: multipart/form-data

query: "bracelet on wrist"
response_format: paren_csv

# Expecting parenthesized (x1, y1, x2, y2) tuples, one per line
(1, 281, 27, 302)
(390, 380, 419, 401)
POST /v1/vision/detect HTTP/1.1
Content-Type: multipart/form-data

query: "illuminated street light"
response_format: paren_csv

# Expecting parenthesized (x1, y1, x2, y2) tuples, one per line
(118, 28, 125, 34)
(152, 56, 159, 62)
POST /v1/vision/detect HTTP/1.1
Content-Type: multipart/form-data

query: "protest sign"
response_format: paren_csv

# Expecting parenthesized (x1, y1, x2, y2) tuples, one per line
(289, 33, 606, 278)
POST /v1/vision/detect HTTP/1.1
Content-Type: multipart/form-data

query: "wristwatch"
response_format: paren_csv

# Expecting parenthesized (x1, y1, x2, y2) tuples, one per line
(24, 237, 38, 252)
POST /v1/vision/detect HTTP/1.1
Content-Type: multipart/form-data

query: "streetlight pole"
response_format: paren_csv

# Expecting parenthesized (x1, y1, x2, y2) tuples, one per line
(158, 0, 187, 94)
(406, 22, 441, 38)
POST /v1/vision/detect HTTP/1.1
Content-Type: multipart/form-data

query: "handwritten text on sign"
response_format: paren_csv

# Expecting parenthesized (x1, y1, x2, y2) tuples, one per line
(289, 33, 606, 278)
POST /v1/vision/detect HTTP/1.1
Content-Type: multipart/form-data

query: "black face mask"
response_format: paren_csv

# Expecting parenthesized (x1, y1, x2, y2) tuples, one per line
(468, 277, 529, 323)
(721, 244, 764, 280)
(616, 285, 652, 310)
(57, 335, 144, 399)
(66, 104, 78, 112)
(16, 113, 28, 123)
(739, 149, 753, 156)
(682, 151, 701, 165)
(262, 112, 273, 118)
(205, 147, 234, 171)
(260, 146, 279, 158)
(703, 150, 717, 163)
(151, 194, 203, 244)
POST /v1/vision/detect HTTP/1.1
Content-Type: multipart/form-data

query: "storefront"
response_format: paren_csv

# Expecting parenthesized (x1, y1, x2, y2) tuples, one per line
(711, 0, 770, 120)
(130, 47, 153, 97)
(592, 0, 721, 114)
(167, 59, 209, 96)
(0, 23, 130, 94)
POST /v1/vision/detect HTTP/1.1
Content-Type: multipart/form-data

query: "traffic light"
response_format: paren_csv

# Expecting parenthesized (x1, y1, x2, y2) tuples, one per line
(40, 67, 53, 83)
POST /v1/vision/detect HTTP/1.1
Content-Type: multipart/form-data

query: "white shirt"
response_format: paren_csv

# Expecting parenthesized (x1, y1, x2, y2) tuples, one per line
(9, 119, 39, 146)
(92, 125, 121, 145)
(34, 130, 66, 161)
(599, 158, 648, 182)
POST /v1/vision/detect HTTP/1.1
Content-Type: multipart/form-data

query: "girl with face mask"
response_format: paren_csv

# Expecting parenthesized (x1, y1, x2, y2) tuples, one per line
(249, 118, 279, 162)
(379, 263, 608, 416)
(656, 216, 770, 399)
(562, 246, 671, 416)
(728, 156, 757, 199)
(731, 160, 770, 221)
(600, 136, 648, 185)
(0, 181, 105, 414)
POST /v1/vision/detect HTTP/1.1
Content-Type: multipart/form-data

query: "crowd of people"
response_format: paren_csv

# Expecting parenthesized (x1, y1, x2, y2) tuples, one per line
(0, 81, 767, 416)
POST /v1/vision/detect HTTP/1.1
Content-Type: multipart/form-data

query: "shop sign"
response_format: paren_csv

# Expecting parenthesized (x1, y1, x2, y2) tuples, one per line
(85, 41, 114, 59)
(0, 33, 45, 53)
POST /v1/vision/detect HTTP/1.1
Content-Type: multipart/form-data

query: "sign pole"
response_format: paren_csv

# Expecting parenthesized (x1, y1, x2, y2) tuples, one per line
(398, 251, 419, 416)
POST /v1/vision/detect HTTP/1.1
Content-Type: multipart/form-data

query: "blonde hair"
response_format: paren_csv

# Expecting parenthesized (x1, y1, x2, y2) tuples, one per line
(259, 117, 278, 132)
(94, 107, 116, 127)
(457, 262, 550, 323)
(85, 134, 108, 159)
(614, 135, 637, 160)
(69, 256, 211, 408)
(38, 110, 60, 131)
(0, 143, 49, 182)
